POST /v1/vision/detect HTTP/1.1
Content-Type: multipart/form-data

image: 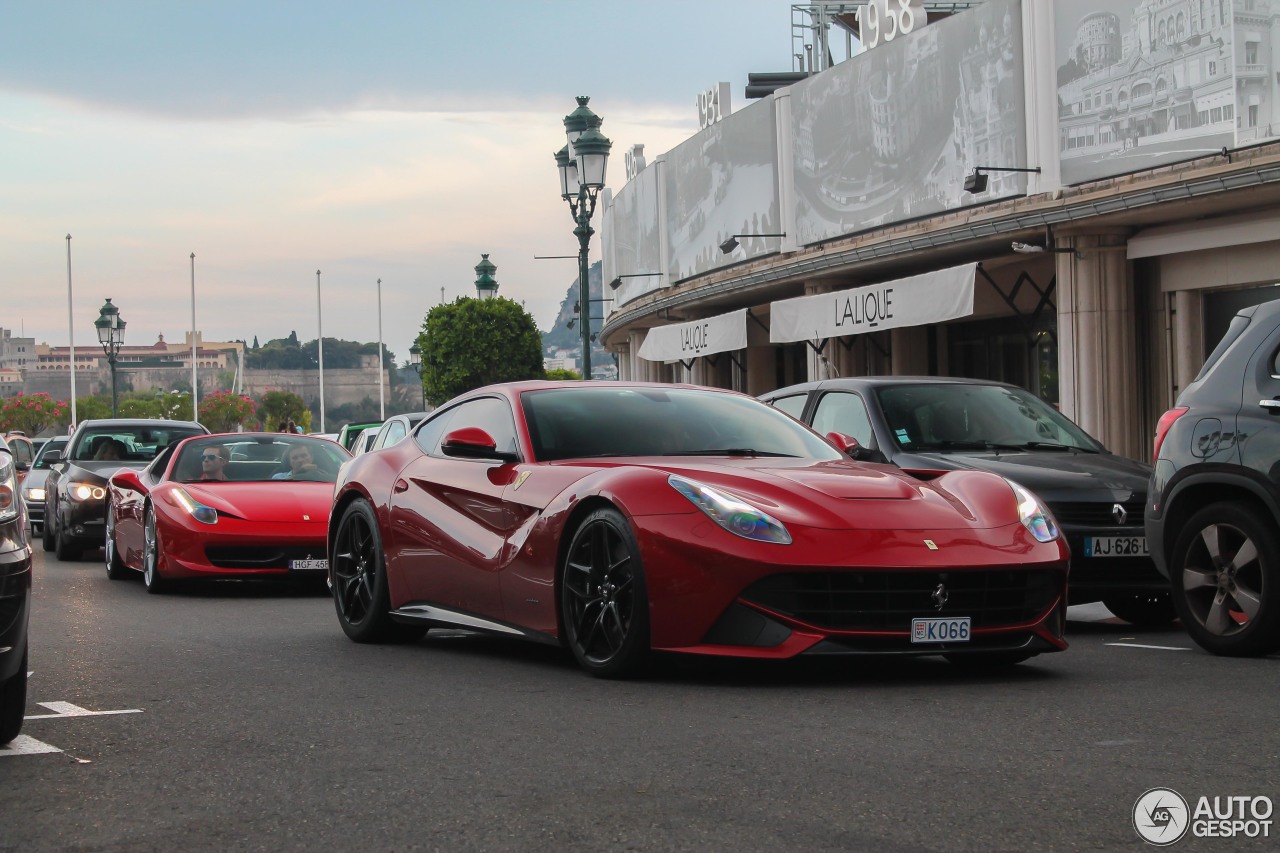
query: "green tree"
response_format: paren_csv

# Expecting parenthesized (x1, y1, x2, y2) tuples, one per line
(75, 396, 112, 421)
(0, 393, 68, 436)
(420, 297, 545, 406)
(544, 368, 581, 381)
(199, 392, 258, 433)
(257, 390, 310, 432)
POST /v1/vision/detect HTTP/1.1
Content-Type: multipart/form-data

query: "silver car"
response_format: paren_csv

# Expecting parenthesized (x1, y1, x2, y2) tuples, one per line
(22, 436, 68, 536)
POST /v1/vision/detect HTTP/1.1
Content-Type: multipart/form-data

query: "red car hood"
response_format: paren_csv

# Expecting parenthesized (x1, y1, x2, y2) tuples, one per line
(561, 457, 1021, 531)
(180, 481, 333, 522)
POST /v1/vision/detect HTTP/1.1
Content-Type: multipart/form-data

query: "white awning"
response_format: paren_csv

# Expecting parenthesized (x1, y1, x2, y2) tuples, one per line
(638, 308, 749, 363)
(769, 263, 976, 344)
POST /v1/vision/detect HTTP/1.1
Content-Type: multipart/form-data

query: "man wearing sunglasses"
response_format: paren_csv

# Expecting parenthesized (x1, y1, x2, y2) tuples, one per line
(199, 446, 229, 481)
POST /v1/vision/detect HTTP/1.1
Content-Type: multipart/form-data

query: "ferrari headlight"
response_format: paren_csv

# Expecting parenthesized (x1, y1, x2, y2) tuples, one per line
(24, 486, 46, 502)
(173, 487, 218, 525)
(1009, 480, 1059, 543)
(69, 481, 107, 501)
(668, 474, 792, 545)
(0, 456, 16, 523)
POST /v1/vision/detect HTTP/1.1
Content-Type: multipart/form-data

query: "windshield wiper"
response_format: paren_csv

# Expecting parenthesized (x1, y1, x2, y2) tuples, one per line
(1015, 441, 1097, 453)
(676, 448, 798, 457)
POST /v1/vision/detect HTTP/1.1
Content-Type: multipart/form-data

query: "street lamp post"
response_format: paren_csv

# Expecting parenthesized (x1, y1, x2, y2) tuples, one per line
(94, 298, 126, 417)
(555, 96, 612, 381)
(474, 254, 499, 299)
(408, 343, 426, 410)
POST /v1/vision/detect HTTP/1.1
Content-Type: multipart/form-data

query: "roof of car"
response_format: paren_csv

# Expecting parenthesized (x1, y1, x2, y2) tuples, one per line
(74, 418, 205, 429)
(761, 376, 1016, 396)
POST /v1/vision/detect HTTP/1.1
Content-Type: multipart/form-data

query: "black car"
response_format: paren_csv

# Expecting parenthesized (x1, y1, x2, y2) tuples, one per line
(1148, 298, 1280, 656)
(0, 435, 33, 744)
(761, 377, 1170, 625)
(43, 419, 207, 561)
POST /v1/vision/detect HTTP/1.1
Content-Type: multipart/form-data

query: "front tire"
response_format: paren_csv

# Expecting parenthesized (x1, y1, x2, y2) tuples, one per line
(40, 508, 54, 552)
(1171, 502, 1280, 657)
(54, 514, 82, 562)
(142, 506, 168, 594)
(0, 648, 28, 745)
(1102, 592, 1178, 627)
(560, 507, 650, 679)
(330, 500, 424, 643)
(104, 507, 128, 580)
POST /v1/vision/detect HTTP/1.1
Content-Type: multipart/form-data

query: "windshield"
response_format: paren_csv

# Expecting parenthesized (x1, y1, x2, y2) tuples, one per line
(522, 387, 843, 462)
(174, 435, 351, 483)
(875, 384, 1102, 453)
(72, 425, 206, 462)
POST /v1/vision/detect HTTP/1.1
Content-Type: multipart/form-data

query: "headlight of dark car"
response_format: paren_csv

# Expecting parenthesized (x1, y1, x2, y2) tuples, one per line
(68, 481, 107, 502)
(0, 455, 17, 523)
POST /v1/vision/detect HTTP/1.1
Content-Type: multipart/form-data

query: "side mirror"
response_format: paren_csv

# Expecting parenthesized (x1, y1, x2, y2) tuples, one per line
(827, 431, 874, 461)
(43, 449, 64, 464)
(111, 469, 144, 492)
(441, 427, 518, 463)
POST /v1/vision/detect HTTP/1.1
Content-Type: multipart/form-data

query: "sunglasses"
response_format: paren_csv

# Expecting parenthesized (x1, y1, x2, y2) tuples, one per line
(201, 453, 224, 462)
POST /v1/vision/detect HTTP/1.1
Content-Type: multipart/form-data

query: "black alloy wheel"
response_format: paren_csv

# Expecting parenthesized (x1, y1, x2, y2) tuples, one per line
(142, 505, 167, 594)
(1171, 502, 1280, 657)
(561, 506, 650, 679)
(0, 648, 28, 745)
(1102, 592, 1178, 627)
(104, 506, 128, 580)
(330, 500, 424, 644)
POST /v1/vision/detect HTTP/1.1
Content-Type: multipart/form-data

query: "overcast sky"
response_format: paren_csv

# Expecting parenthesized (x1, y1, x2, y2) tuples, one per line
(1, 0, 788, 361)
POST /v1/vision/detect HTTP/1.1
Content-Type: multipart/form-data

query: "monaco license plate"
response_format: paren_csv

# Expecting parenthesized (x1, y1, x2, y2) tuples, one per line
(911, 616, 971, 644)
(290, 558, 328, 572)
(1084, 536, 1148, 558)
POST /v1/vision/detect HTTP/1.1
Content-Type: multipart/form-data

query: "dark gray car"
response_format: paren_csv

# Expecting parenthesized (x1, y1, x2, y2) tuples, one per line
(1147, 297, 1280, 656)
(762, 377, 1169, 625)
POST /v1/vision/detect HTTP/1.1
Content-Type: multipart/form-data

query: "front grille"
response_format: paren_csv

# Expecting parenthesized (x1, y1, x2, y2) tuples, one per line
(1048, 498, 1144, 527)
(741, 569, 1063, 632)
(204, 545, 325, 569)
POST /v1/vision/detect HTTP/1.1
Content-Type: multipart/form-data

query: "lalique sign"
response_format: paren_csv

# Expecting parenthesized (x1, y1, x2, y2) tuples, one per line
(637, 309, 749, 363)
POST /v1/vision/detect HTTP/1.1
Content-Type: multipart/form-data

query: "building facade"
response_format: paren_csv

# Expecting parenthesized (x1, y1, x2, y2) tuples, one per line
(599, 0, 1280, 462)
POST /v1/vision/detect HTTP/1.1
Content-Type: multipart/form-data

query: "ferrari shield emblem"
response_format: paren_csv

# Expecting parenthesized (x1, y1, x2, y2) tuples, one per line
(513, 471, 531, 490)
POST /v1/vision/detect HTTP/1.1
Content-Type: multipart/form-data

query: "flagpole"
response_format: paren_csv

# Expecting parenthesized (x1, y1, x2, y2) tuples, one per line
(66, 234, 77, 429)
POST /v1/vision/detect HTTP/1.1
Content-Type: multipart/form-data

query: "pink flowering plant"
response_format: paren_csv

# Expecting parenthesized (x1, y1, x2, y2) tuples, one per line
(0, 392, 68, 435)
(198, 391, 258, 433)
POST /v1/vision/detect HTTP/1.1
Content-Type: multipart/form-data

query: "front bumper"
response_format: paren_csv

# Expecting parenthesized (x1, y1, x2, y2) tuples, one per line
(156, 515, 330, 581)
(59, 498, 108, 546)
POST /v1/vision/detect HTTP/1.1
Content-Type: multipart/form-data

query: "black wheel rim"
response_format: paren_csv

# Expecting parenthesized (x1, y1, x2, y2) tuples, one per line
(564, 518, 636, 665)
(143, 510, 157, 585)
(332, 510, 377, 625)
(1182, 521, 1264, 637)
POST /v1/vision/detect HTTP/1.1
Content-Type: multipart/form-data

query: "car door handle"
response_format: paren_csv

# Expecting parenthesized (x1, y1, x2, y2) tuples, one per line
(1260, 399, 1280, 410)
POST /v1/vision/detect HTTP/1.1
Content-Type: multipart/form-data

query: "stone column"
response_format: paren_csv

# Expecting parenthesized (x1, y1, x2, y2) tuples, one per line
(615, 342, 631, 381)
(1056, 230, 1140, 458)
(628, 331, 648, 382)
(746, 311, 775, 396)
(890, 326, 928, 376)
(1172, 289, 1204, 400)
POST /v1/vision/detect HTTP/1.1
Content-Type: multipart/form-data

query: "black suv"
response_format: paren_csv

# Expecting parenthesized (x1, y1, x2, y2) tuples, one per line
(0, 435, 32, 744)
(762, 377, 1169, 624)
(1148, 298, 1280, 656)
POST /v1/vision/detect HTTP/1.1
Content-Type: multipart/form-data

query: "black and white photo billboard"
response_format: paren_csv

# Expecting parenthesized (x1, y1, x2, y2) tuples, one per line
(664, 95, 780, 283)
(789, 0, 1026, 246)
(1054, 0, 1237, 185)
(607, 162, 664, 307)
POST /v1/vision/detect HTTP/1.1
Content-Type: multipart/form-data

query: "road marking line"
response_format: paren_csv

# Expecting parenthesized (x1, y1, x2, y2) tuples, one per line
(1106, 642, 1191, 651)
(0, 735, 63, 756)
(24, 701, 144, 720)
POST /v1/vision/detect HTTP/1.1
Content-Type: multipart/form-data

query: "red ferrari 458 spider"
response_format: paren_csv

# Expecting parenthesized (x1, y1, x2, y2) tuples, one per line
(106, 433, 351, 592)
(329, 382, 1070, 678)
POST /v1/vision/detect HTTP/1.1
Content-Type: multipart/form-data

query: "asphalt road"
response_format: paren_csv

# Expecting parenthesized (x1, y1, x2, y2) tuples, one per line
(3, 548, 1278, 852)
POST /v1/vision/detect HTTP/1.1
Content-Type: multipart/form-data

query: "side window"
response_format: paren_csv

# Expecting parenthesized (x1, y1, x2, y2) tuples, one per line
(12, 441, 33, 467)
(811, 391, 876, 449)
(444, 397, 519, 456)
(769, 394, 809, 420)
(414, 409, 457, 455)
(385, 421, 407, 445)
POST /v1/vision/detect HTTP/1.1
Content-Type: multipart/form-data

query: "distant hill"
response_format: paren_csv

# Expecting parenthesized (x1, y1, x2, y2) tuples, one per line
(541, 260, 607, 362)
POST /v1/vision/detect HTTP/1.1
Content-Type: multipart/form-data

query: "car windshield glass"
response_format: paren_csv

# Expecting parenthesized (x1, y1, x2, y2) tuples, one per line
(72, 426, 206, 462)
(875, 384, 1102, 453)
(174, 435, 351, 483)
(522, 387, 843, 462)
